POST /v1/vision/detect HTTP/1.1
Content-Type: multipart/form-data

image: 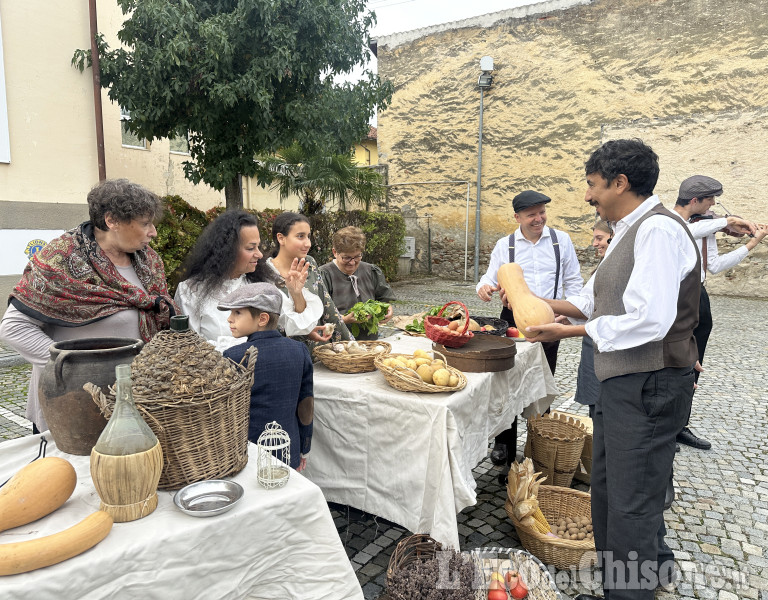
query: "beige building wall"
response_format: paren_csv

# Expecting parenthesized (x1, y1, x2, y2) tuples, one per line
(375, 0, 768, 292)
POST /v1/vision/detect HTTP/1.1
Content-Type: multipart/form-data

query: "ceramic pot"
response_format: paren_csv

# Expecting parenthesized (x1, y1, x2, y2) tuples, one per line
(38, 337, 143, 455)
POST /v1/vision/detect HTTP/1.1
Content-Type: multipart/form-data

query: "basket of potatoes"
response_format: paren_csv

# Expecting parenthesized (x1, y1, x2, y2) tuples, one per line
(374, 348, 467, 393)
(508, 485, 596, 570)
(313, 340, 391, 373)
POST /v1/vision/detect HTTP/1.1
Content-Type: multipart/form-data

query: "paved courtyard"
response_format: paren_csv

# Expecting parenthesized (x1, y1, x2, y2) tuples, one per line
(1, 279, 766, 599)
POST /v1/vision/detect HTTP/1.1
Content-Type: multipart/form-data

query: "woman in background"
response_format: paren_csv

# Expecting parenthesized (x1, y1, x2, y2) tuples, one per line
(254, 212, 351, 345)
(319, 226, 395, 340)
(573, 219, 612, 418)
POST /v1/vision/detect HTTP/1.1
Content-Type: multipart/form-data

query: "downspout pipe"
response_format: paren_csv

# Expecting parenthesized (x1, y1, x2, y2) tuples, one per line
(88, 0, 106, 181)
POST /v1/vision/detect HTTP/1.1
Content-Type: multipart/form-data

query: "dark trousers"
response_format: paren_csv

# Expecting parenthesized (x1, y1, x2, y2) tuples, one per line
(592, 366, 694, 599)
(692, 286, 712, 384)
(495, 308, 559, 463)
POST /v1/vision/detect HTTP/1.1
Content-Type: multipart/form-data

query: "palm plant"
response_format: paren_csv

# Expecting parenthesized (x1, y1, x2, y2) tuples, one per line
(255, 143, 385, 216)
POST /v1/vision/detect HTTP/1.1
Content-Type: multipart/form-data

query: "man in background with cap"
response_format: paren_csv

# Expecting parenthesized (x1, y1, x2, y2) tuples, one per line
(673, 175, 765, 450)
(675, 175, 768, 450)
(220, 282, 314, 472)
(477, 190, 582, 468)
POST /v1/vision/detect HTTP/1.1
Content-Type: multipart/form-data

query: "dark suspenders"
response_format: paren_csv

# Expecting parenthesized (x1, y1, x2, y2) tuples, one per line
(507, 229, 561, 299)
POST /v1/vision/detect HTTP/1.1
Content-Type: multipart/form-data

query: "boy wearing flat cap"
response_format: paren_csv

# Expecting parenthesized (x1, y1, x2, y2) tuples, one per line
(477, 189, 582, 468)
(219, 282, 314, 472)
(673, 175, 764, 450)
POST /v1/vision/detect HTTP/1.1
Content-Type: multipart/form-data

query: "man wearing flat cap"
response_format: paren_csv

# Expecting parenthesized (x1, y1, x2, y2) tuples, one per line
(477, 189, 582, 468)
(673, 175, 765, 450)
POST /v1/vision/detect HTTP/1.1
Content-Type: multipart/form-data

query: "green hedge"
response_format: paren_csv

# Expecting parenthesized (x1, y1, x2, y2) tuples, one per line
(152, 197, 405, 294)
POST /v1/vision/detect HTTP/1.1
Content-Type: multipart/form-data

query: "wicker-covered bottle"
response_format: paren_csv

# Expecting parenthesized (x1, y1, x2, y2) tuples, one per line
(90, 363, 163, 522)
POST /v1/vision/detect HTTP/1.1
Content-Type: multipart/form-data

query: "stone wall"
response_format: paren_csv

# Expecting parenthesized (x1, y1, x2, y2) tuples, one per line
(376, 0, 768, 295)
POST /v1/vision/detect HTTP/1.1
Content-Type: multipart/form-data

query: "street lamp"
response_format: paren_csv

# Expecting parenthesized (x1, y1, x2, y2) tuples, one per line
(475, 56, 494, 283)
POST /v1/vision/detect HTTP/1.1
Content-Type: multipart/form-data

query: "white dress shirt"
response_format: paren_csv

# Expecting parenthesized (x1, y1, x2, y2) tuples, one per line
(686, 217, 749, 282)
(175, 274, 323, 352)
(477, 226, 583, 299)
(568, 196, 698, 353)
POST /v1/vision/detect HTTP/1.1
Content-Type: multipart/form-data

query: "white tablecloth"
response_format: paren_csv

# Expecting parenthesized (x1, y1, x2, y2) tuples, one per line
(303, 335, 558, 549)
(0, 435, 362, 600)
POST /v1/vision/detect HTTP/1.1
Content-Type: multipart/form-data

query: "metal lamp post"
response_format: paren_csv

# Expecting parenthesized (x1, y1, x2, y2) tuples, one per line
(474, 56, 494, 283)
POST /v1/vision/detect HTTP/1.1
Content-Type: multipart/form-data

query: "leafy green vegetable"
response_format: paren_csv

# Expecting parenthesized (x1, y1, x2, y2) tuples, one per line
(348, 300, 391, 337)
(404, 306, 441, 334)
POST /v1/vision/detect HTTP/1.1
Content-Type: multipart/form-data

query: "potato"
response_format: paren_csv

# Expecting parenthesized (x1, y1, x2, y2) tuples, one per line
(430, 359, 445, 369)
(413, 349, 430, 359)
(448, 374, 459, 387)
(405, 359, 418, 370)
(432, 368, 451, 387)
(414, 357, 431, 366)
(416, 364, 434, 384)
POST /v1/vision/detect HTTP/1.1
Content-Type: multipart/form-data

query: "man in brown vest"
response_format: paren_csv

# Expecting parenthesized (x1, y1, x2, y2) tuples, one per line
(524, 139, 700, 599)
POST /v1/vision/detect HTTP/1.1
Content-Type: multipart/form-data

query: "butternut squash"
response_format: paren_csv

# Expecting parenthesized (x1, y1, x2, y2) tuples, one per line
(0, 511, 113, 575)
(497, 262, 555, 333)
(0, 457, 77, 533)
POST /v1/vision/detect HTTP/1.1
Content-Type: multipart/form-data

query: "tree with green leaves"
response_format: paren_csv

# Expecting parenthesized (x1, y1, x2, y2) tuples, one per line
(254, 143, 384, 215)
(73, 0, 392, 209)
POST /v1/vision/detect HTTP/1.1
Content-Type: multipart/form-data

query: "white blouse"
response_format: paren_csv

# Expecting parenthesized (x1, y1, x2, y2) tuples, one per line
(174, 275, 323, 352)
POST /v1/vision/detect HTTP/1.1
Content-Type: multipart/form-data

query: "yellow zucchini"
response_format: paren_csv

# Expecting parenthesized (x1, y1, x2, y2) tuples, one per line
(0, 511, 113, 576)
(0, 457, 77, 533)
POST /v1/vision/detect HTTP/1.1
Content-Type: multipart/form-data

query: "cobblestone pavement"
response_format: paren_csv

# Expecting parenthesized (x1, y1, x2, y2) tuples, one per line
(1, 280, 766, 599)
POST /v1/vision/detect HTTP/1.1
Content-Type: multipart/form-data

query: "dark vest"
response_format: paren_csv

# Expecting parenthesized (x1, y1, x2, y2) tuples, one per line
(591, 204, 700, 381)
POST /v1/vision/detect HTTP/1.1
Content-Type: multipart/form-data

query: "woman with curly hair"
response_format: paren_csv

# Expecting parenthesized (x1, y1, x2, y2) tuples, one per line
(0, 179, 178, 433)
(175, 210, 325, 351)
(253, 212, 352, 345)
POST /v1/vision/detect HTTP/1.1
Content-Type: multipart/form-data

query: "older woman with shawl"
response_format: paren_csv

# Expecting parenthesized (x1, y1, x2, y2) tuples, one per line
(0, 179, 177, 433)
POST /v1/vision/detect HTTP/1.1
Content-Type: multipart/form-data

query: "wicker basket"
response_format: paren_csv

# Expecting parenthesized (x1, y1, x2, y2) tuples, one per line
(470, 315, 509, 336)
(313, 340, 392, 373)
(472, 547, 561, 600)
(506, 485, 596, 570)
(374, 350, 467, 393)
(527, 413, 588, 487)
(87, 335, 257, 490)
(386, 534, 443, 591)
(424, 301, 474, 348)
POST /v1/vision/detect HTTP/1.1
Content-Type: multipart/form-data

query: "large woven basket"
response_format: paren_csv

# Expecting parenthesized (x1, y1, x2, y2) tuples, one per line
(87, 333, 257, 490)
(313, 340, 391, 373)
(506, 485, 596, 570)
(424, 301, 474, 348)
(527, 413, 587, 487)
(374, 350, 467, 393)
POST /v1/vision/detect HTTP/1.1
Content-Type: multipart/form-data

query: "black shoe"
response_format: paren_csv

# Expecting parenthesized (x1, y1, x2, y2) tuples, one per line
(498, 472, 508, 486)
(676, 443, 680, 453)
(574, 595, 603, 600)
(490, 443, 508, 466)
(677, 427, 711, 450)
(664, 476, 675, 510)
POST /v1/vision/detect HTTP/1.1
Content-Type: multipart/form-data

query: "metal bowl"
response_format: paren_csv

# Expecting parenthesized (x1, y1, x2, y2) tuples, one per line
(173, 479, 244, 517)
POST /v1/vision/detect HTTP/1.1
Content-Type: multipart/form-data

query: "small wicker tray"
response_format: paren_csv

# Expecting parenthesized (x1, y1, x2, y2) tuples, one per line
(470, 315, 509, 336)
(313, 340, 392, 373)
(506, 484, 596, 570)
(374, 350, 467, 393)
(472, 547, 561, 600)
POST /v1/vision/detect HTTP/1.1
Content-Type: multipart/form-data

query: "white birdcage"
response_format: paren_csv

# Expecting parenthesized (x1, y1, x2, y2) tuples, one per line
(256, 421, 290, 489)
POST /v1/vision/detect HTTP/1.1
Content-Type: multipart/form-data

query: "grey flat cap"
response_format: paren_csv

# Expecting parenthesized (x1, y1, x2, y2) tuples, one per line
(513, 190, 551, 213)
(217, 282, 283, 314)
(678, 175, 723, 201)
